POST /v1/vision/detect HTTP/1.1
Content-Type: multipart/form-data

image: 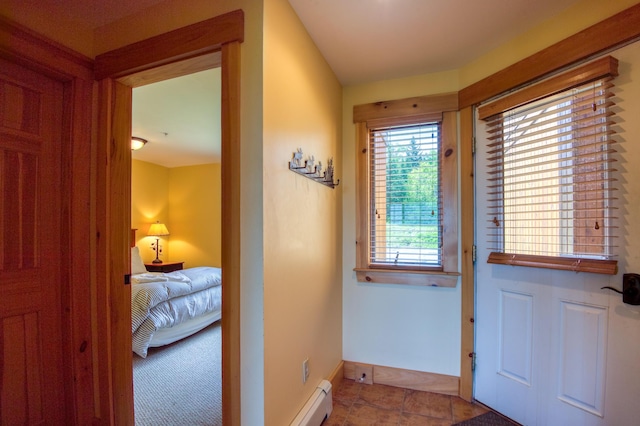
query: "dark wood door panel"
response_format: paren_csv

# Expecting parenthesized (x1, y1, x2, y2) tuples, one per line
(0, 54, 66, 425)
(0, 150, 38, 271)
(1, 313, 45, 425)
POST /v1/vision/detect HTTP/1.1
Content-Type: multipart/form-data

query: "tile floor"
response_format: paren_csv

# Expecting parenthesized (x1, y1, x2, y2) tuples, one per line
(324, 378, 494, 425)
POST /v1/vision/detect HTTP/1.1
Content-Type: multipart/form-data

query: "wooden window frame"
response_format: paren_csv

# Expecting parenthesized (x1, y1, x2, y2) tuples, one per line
(479, 56, 619, 275)
(354, 93, 459, 287)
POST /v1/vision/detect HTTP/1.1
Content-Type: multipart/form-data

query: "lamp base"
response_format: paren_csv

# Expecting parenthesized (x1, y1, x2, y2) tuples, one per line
(152, 258, 163, 264)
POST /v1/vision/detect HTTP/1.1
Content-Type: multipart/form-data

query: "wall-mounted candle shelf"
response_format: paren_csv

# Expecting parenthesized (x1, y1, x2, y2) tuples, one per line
(289, 148, 339, 189)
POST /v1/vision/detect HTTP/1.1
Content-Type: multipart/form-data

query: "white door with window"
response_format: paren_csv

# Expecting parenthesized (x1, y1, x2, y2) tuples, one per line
(473, 60, 631, 425)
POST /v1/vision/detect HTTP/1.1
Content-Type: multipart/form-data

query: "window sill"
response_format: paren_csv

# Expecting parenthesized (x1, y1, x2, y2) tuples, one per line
(487, 252, 618, 275)
(354, 268, 460, 287)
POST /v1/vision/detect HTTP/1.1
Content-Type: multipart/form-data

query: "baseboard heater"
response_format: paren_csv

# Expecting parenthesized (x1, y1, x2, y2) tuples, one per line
(290, 379, 333, 426)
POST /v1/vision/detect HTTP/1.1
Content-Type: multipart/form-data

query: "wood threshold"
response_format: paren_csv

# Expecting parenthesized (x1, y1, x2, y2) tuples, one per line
(459, 3, 640, 108)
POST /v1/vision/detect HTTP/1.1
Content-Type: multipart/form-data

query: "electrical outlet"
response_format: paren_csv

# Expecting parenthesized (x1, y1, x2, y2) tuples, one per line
(302, 358, 310, 383)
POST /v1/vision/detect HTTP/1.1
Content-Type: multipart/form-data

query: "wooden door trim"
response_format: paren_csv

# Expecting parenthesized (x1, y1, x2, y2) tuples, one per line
(96, 78, 135, 425)
(0, 17, 95, 424)
(94, 9, 243, 81)
(221, 40, 242, 423)
(0, 15, 93, 81)
(95, 10, 244, 425)
(459, 106, 474, 402)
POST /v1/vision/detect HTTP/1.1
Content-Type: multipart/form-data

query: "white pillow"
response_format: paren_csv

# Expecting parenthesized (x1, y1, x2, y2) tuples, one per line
(131, 246, 147, 275)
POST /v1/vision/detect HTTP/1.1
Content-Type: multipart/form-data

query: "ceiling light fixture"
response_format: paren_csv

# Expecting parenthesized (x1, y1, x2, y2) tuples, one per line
(131, 136, 148, 150)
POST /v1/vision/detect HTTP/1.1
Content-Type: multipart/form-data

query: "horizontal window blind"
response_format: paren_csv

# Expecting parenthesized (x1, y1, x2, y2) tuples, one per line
(484, 77, 617, 262)
(369, 122, 442, 268)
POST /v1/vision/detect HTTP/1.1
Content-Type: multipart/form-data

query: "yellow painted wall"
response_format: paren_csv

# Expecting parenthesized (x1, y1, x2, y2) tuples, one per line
(169, 163, 221, 268)
(131, 160, 222, 268)
(131, 160, 171, 263)
(262, 0, 343, 424)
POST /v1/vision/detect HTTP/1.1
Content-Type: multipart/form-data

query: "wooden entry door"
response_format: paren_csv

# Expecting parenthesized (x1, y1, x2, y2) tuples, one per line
(0, 58, 68, 424)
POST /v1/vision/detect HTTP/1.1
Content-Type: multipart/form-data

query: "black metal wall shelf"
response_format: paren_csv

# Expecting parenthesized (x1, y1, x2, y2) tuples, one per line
(289, 148, 339, 189)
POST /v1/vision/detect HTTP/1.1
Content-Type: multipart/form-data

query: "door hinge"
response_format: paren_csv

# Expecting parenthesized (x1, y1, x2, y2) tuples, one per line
(469, 352, 477, 371)
(472, 244, 477, 263)
(472, 137, 476, 155)
(124, 274, 131, 285)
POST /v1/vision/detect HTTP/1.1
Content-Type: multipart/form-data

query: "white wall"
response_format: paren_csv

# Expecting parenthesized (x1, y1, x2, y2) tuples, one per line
(342, 70, 462, 376)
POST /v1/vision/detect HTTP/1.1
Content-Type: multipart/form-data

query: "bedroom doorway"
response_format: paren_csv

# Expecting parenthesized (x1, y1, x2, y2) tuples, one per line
(94, 11, 242, 425)
(130, 68, 223, 424)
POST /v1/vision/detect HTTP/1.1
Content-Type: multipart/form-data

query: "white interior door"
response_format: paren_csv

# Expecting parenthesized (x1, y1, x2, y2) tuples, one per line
(474, 110, 615, 426)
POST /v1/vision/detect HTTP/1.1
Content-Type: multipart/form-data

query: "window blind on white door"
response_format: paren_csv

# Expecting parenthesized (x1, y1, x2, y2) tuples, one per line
(483, 76, 617, 265)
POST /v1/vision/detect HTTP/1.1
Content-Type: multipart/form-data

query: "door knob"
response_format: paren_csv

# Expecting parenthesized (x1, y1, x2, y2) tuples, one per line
(601, 273, 640, 305)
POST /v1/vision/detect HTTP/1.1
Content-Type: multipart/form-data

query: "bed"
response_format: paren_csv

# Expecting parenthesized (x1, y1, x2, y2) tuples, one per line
(130, 231, 222, 358)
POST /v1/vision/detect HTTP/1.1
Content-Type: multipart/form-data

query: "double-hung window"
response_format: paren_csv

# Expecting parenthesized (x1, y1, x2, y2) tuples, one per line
(480, 56, 619, 274)
(354, 94, 459, 286)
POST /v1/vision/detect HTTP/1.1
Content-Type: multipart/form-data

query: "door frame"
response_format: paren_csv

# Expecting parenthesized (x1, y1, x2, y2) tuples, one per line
(94, 10, 244, 425)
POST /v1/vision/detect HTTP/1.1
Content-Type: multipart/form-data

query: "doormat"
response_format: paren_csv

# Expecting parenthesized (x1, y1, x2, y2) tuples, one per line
(453, 411, 519, 426)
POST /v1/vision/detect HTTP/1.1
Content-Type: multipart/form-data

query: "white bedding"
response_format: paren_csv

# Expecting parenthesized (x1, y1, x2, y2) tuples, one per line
(131, 266, 222, 357)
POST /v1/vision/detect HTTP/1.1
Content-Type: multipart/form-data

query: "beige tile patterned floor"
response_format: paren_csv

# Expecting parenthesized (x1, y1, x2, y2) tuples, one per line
(324, 379, 491, 426)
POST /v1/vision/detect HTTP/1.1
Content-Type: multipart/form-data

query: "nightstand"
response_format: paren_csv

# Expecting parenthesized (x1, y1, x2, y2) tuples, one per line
(145, 261, 184, 273)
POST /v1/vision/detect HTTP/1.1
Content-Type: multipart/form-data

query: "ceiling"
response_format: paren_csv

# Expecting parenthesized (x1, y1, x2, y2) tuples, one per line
(132, 69, 221, 168)
(288, 0, 582, 85)
(30, 0, 583, 167)
(20, 0, 169, 29)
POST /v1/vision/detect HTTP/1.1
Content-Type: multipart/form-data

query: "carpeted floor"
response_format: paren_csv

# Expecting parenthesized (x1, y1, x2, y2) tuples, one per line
(133, 322, 222, 426)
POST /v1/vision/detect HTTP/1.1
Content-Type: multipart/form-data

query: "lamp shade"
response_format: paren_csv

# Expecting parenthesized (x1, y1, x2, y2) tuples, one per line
(147, 221, 170, 236)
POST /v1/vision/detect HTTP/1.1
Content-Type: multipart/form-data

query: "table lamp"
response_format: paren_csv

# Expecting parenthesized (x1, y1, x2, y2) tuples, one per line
(147, 221, 170, 264)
